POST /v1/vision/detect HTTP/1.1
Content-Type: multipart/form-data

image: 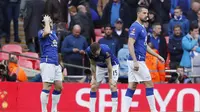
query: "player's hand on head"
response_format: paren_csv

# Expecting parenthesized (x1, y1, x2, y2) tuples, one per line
(42, 15, 51, 23)
(133, 61, 139, 71)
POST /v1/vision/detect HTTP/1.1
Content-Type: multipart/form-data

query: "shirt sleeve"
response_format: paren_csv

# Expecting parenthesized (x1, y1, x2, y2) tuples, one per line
(103, 45, 111, 59)
(38, 30, 44, 39)
(128, 25, 140, 40)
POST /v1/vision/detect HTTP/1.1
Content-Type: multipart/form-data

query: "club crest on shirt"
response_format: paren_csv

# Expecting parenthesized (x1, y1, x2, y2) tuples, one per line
(130, 28, 136, 35)
(51, 39, 58, 47)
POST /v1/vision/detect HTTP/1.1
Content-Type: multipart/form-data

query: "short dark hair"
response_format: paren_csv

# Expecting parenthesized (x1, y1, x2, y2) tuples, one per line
(90, 42, 100, 54)
(104, 24, 112, 29)
(174, 6, 182, 11)
(176, 65, 184, 70)
(189, 22, 199, 33)
(152, 23, 161, 29)
(173, 24, 181, 30)
(136, 6, 148, 13)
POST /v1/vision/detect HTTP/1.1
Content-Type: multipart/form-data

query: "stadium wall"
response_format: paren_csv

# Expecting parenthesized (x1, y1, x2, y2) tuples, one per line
(0, 82, 200, 112)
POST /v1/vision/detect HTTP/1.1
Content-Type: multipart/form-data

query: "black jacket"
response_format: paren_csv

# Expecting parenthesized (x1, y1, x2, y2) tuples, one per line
(112, 29, 128, 49)
(149, 0, 171, 24)
(168, 35, 183, 62)
(45, 0, 68, 23)
(101, 0, 131, 28)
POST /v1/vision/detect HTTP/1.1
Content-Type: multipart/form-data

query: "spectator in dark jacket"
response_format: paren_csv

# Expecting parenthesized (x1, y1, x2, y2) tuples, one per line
(168, 25, 183, 69)
(69, 5, 95, 44)
(61, 25, 88, 75)
(112, 18, 128, 49)
(148, 23, 168, 60)
(168, 6, 189, 36)
(149, 0, 171, 35)
(99, 24, 119, 56)
(20, 0, 45, 52)
(101, 0, 131, 31)
(45, 0, 68, 30)
(124, 0, 139, 22)
(186, 1, 200, 23)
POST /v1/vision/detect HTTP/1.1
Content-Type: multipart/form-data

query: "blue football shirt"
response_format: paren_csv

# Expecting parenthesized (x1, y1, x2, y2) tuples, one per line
(128, 21, 148, 61)
(38, 30, 59, 65)
(86, 44, 119, 68)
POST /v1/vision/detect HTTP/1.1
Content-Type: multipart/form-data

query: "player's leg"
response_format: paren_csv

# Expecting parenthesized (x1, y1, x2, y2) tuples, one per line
(41, 82, 52, 112)
(143, 63, 157, 112)
(52, 65, 63, 112)
(108, 65, 119, 112)
(143, 81, 157, 112)
(89, 66, 105, 112)
(123, 61, 138, 112)
(40, 63, 55, 112)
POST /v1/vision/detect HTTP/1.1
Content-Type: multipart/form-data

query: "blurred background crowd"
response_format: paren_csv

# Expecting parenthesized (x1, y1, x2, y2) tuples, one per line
(0, 0, 200, 84)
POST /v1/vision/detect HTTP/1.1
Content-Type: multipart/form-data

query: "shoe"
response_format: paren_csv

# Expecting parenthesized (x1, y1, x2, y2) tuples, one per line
(14, 38, 21, 43)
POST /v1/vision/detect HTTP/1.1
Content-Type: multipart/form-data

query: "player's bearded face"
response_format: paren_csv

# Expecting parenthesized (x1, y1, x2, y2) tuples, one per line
(140, 9, 148, 22)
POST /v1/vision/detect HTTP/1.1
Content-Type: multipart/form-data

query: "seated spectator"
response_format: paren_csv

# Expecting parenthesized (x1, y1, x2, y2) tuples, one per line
(180, 23, 200, 78)
(98, 24, 119, 56)
(170, 0, 191, 16)
(112, 18, 128, 49)
(102, 0, 131, 31)
(168, 66, 192, 83)
(186, 1, 200, 23)
(117, 38, 129, 77)
(146, 42, 166, 83)
(8, 55, 28, 82)
(61, 25, 88, 75)
(148, 23, 168, 60)
(168, 6, 189, 36)
(168, 25, 183, 69)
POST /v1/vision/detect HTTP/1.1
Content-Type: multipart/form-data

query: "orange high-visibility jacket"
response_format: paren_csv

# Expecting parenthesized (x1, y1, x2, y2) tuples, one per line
(145, 49, 166, 83)
(8, 63, 28, 82)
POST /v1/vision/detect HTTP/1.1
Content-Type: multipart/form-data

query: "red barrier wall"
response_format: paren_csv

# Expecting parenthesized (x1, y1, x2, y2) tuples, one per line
(0, 82, 200, 112)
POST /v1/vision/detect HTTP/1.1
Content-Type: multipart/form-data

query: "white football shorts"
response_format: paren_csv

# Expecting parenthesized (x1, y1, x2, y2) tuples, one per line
(96, 64, 119, 83)
(127, 60, 151, 82)
(40, 63, 62, 83)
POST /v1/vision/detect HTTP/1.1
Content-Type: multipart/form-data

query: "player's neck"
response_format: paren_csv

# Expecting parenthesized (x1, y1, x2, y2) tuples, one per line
(136, 19, 144, 25)
(152, 33, 158, 38)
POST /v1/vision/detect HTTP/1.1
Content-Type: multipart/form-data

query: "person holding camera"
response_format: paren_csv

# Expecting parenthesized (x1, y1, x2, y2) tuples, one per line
(8, 55, 28, 82)
(168, 66, 192, 83)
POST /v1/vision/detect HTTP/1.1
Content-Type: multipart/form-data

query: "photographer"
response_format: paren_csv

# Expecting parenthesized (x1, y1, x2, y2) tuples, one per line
(0, 60, 17, 82)
(7, 55, 28, 82)
(168, 66, 192, 83)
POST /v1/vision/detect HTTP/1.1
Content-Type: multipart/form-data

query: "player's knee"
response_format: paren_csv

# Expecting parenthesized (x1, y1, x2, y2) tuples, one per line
(91, 84, 98, 91)
(144, 81, 154, 88)
(128, 82, 137, 90)
(43, 82, 52, 90)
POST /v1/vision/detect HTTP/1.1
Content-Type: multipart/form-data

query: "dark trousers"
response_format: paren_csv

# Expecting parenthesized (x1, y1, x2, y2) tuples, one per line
(65, 58, 83, 76)
(7, 3, 20, 39)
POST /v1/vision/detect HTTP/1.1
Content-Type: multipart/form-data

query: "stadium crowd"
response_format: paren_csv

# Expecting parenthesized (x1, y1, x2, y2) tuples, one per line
(0, 0, 200, 83)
